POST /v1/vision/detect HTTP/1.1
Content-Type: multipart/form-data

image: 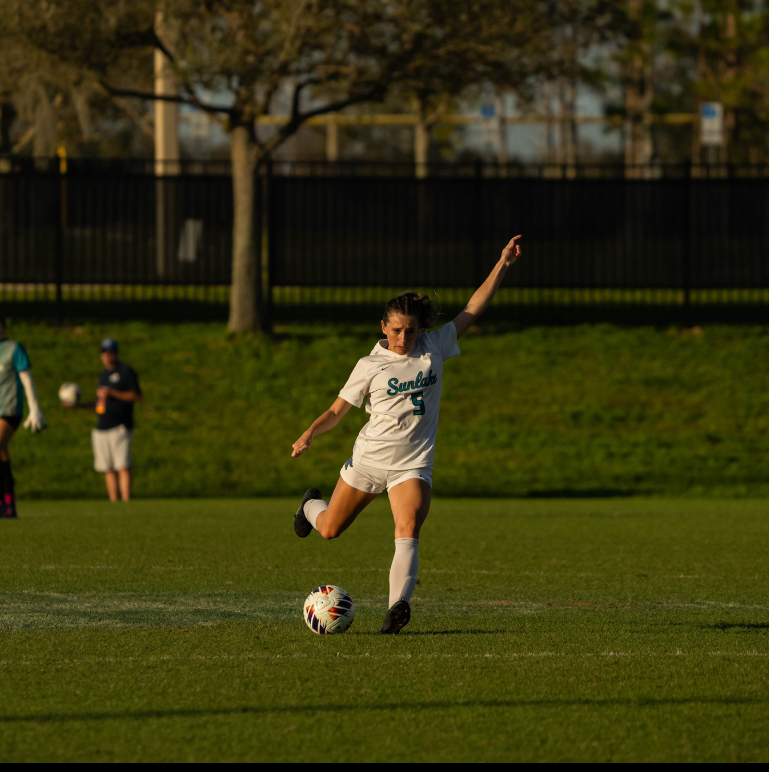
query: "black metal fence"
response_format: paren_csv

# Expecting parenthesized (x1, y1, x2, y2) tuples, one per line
(1, 159, 768, 323)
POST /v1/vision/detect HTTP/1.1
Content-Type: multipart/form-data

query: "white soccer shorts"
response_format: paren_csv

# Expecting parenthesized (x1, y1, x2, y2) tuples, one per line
(340, 457, 432, 494)
(92, 425, 133, 472)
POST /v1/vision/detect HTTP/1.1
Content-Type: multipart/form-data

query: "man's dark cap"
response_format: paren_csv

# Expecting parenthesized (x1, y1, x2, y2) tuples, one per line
(100, 338, 119, 352)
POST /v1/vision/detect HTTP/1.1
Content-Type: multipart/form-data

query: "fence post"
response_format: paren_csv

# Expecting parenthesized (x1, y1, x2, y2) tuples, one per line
(53, 162, 64, 321)
(473, 159, 484, 288)
(681, 174, 692, 325)
(260, 158, 273, 334)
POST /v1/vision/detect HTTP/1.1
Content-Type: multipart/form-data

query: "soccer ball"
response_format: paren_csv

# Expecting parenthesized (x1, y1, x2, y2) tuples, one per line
(303, 585, 355, 635)
(58, 382, 82, 406)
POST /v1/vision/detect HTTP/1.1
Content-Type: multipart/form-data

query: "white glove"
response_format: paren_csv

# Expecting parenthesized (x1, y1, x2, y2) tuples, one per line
(19, 370, 47, 433)
(23, 408, 47, 434)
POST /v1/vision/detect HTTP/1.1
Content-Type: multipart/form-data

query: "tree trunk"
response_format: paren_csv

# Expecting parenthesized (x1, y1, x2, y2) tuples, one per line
(0, 102, 16, 154)
(624, 78, 637, 173)
(557, 75, 577, 178)
(623, 59, 653, 174)
(496, 93, 507, 174)
(33, 83, 57, 158)
(557, 75, 567, 172)
(544, 82, 557, 168)
(692, 35, 706, 176)
(566, 78, 578, 178)
(623, 0, 654, 179)
(723, 11, 737, 169)
(228, 123, 263, 333)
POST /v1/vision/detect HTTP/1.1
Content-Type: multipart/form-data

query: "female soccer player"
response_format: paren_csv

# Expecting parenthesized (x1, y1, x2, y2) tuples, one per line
(291, 235, 523, 634)
(0, 314, 47, 518)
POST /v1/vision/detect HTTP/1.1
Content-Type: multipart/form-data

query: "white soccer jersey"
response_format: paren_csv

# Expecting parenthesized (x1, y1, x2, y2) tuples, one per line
(338, 321, 461, 470)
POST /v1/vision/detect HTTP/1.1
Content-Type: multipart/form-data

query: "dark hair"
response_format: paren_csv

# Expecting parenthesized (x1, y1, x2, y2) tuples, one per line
(382, 292, 438, 330)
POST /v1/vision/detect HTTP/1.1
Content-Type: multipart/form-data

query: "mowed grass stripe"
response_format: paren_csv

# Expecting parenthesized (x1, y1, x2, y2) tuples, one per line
(2, 592, 769, 630)
(2, 651, 768, 670)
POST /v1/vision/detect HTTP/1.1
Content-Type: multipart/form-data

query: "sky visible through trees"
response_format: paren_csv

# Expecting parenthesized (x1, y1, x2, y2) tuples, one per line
(4, 1, 769, 167)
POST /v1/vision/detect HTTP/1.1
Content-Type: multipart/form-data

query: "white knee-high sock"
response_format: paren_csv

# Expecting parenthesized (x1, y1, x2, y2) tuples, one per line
(389, 538, 419, 607)
(304, 499, 328, 530)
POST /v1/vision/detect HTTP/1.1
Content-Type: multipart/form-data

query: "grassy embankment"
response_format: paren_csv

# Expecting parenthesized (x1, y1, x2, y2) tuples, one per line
(4, 319, 769, 499)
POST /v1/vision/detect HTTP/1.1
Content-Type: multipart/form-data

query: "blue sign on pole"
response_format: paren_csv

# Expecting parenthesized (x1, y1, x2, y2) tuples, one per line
(700, 102, 724, 146)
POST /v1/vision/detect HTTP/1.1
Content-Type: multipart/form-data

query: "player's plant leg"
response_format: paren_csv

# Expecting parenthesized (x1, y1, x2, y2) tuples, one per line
(381, 478, 432, 633)
(0, 419, 16, 518)
(104, 471, 119, 502)
(388, 477, 431, 540)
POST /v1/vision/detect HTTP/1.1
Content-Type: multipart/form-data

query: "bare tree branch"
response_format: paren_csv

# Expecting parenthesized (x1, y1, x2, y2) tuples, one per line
(101, 82, 235, 115)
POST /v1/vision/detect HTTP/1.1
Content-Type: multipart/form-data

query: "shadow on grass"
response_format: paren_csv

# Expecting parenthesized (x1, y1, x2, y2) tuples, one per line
(707, 622, 769, 631)
(354, 629, 511, 636)
(2, 695, 766, 725)
(523, 489, 637, 499)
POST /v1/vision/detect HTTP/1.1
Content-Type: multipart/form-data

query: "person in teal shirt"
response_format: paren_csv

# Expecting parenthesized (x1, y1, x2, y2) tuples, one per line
(0, 314, 47, 518)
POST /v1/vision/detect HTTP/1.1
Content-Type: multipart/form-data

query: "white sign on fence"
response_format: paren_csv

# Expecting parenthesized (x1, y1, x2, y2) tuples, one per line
(177, 219, 203, 263)
(700, 102, 724, 147)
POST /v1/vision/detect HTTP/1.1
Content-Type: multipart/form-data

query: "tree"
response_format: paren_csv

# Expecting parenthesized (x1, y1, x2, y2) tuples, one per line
(12, 0, 521, 332)
(383, 0, 550, 175)
(541, 1, 616, 173)
(615, 0, 658, 172)
(0, 23, 66, 157)
(0, 5, 144, 159)
(607, 0, 769, 168)
(683, 0, 769, 165)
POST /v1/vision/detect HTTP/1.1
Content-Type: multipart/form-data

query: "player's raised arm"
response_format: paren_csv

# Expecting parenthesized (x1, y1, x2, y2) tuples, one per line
(452, 235, 522, 339)
(291, 397, 353, 457)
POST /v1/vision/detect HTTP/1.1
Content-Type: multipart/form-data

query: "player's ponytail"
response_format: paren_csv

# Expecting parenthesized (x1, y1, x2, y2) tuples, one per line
(382, 292, 438, 330)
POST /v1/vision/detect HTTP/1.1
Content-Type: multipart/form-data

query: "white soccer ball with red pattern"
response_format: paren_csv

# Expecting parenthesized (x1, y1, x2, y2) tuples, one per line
(303, 585, 356, 635)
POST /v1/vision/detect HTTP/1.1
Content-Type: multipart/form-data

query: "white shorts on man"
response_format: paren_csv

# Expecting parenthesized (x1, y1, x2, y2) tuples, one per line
(92, 425, 132, 472)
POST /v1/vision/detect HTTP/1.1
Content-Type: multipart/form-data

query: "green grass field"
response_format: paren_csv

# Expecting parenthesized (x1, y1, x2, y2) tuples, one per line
(5, 320, 769, 499)
(1, 497, 767, 762)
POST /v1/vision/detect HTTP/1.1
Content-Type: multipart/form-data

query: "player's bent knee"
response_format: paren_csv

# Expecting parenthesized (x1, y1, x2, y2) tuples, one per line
(317, 513, 346, 540)
(318, 523, 342, 540)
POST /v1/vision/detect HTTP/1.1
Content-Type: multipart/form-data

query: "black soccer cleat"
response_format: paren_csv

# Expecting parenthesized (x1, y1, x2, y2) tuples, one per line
(380, 600, 411, 634)
(294, 488, 321, 538)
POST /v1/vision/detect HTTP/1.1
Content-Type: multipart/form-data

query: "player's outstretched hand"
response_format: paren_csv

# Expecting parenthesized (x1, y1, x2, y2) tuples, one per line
(292, 433, 313, 457)
(501, 235, 522, 266)
(23, 409, 47, 434)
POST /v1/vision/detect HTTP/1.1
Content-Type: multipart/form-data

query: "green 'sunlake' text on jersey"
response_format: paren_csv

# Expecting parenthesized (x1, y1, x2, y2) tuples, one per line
(338, 322, 461, 470)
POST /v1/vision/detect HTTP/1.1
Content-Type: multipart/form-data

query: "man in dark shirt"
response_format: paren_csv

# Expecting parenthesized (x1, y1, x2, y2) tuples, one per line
(91, 338, 142, 501)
